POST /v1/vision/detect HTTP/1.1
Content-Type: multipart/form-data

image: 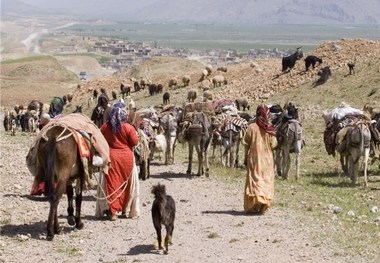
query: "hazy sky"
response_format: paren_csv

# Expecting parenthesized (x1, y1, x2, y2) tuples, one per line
(12, 0, 380, 25)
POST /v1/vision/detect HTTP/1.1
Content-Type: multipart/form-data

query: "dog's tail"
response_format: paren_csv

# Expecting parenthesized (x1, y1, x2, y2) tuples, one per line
(151, 183, 167, 215)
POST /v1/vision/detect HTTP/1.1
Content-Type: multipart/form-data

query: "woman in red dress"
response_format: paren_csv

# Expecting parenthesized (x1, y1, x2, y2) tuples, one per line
(101, 102, 139, 220)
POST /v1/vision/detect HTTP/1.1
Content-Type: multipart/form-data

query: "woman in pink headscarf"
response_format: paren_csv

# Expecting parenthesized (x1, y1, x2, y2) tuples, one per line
(242, 104, 277, 215)
(100, 102, 139, 221)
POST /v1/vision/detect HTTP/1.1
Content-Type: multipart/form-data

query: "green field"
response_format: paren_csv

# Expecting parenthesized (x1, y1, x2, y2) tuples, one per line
(62, 22, 380, 52)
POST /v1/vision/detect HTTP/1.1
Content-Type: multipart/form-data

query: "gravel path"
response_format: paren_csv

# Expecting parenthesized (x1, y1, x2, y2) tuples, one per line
(0, 131, 353, 263)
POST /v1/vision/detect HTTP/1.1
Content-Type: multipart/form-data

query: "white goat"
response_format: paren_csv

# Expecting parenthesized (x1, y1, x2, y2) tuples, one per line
(150, 134, 167, 162)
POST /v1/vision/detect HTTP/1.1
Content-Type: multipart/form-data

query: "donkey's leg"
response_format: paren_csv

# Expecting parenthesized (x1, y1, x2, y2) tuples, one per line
(187, 143, 194, 174)
(72, 177, 84, 229)
(349, 155, 359, 185)
(275, 149, 282, 177)
(363, 148, 370, 187)
(46, 195, 57, 241)
(66, 183, 75, 226)
(295, 140, 302, 180)
(165, 134, 170, 165)
(204, 140, 211, 177)
(170, 136, 176, 164)
(195, 144, 203, 176)
(75, 185, 84, 230)
(340, 155, 348, 175)
(295, 152, 300, 180)
(282, 148, 291, 179)
(234, 138, 241, 168)
(47, 181, 65, 240)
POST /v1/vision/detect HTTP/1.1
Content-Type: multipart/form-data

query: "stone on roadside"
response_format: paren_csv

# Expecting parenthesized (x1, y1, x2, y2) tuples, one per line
(347, 210, 355, 217)
(370, 206, 378, 213)
(333, 206, 342, 214)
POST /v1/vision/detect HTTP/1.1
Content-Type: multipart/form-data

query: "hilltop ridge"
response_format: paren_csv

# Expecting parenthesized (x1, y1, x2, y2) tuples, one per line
(64, 38, 379, 114)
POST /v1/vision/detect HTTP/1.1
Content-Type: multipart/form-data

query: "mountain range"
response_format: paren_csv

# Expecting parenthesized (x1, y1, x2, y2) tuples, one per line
(3, 0, 380, 25)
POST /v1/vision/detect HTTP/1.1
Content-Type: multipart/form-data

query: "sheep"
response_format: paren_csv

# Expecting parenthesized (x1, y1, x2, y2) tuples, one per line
(313, 66, 331, 88)
(304, 55, 323, 71)
(182, 75, 191, 87)
(120, 83, 131, 98)
(163, 92, 170, 105)
(199, 79, 212, 91)
(217, 66, 227, 72)
(235, 98, 250, 111)
(140, 78, 150, 89)
(168, 78, 178, 89)
(28, 110, 39, 133)
(157, 84, 163, 93)
(250, 62, 263, 73)
(205, 65, 213, 75)
(126, 96, 136, 111)
(282, 47, 303, 72)
(347, 63, 355, 75)
(199, 69, 209, 82)
(212, 75, 227, 87)
(149, 134, 167, 162)
(187, 90, 197, 102)
(203, 90, 213, 102)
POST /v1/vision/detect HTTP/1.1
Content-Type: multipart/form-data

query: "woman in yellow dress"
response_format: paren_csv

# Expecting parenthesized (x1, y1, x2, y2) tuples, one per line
(243, 104, 277, 215)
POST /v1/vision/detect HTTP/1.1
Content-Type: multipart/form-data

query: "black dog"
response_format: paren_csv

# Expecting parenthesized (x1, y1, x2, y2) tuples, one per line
(151, 183, 176, 254)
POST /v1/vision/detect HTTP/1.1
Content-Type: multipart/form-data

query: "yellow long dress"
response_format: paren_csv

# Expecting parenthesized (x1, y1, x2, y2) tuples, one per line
(243, 123, 277, 213)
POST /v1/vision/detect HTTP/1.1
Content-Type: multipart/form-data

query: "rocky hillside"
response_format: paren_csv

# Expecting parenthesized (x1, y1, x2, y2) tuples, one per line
(65, 38, 379, 114)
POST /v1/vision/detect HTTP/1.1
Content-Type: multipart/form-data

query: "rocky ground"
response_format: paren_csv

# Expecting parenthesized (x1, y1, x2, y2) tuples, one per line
(0, 130, 361, 263)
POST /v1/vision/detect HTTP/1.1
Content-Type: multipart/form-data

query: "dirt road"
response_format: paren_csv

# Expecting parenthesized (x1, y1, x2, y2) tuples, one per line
(0, 131, 357, 263)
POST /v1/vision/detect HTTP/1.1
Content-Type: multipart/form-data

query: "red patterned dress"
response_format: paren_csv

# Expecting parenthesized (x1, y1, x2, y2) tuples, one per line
(101, 122, 139, 216)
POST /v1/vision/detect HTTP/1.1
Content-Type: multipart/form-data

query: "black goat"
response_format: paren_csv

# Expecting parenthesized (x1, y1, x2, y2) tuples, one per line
(93, 89, 99, 100)
(149, 84, 158, 96)
(151, 183, 176, 254)
(282, 48, 303, 72)
(163, 91, 170, 105)
(304, 55, 322, 71)
(157, 84, 163, 93)
(134, 81, 141, 92)
(347, 63, 355, 75)
(111, 90, 117, 100)
(313, 66, 331, 87)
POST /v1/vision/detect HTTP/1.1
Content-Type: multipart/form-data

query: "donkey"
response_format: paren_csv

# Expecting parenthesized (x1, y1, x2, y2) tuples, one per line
(274, 103, 302, 180)
(159, 110, 179, 165)
(177, 111, 213, 177)
(36, 125, 86, 240)
(339, 121, 371, 186)
(218, 115, 248, 167)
